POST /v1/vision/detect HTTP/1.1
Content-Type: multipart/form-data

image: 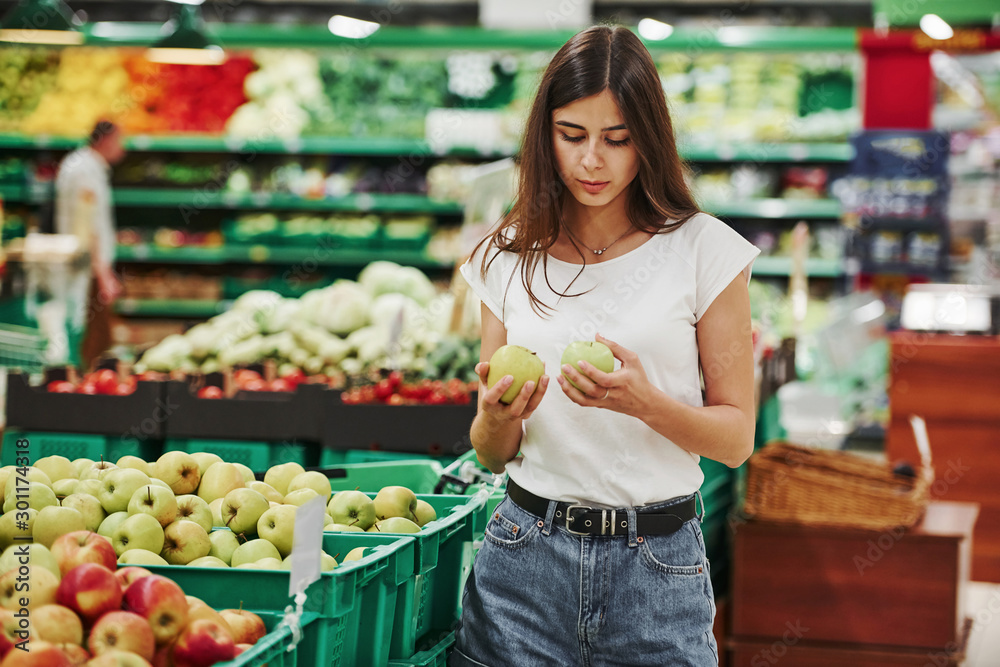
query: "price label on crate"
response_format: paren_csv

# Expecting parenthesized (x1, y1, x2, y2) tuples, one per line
(288, 495, 325, 599)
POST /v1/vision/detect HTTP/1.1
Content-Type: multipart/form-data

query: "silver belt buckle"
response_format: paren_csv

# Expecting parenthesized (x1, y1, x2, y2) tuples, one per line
(565, 504, 592, 536)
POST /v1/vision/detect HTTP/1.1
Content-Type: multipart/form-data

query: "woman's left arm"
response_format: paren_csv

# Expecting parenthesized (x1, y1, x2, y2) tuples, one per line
(557, 274, 756, 468)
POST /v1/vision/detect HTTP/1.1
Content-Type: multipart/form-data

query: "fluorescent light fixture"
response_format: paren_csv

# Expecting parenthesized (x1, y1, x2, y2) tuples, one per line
(920, 14, 954, 40)
(147, 46, 225, 66)
(328, 15, 379, 39)
(637, 18, 673, 41)
(0, 0, 83, 45)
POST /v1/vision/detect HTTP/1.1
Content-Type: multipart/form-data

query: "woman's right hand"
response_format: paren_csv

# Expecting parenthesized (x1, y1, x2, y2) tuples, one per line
(477, 361, 549, 424)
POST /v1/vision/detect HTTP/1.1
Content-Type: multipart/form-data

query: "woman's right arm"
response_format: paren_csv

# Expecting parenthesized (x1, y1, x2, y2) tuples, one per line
(470, 303, 549, 474)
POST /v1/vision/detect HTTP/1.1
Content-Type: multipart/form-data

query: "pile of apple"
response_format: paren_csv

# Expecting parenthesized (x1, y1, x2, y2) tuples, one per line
(0, 452, 436, 574)
(0, 554, 267, 666)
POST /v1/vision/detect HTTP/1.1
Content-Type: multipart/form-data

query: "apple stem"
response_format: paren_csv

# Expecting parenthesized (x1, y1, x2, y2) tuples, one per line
(239, 601, 243, 612)
(147, 486, 152, 503)
(334, 552, 340, 559)
(348, 519, 358, 526)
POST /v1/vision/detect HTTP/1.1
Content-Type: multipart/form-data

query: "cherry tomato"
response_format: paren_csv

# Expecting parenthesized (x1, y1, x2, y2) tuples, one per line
(387, 394, 405, 405)
(387, 371, 403, 390)
(197, 386, 224, 399)
(233, 369, 262, 387)
(113, 383, 136, 396)
(93, 369, 120, 395)
(47, 381, 75, 394)
(280, 368, 307, 386)
(268, 378, 294, 392)
(240, 378, 268, 392)
(76, 383, 98, 395)
(374, 379, 394, 401)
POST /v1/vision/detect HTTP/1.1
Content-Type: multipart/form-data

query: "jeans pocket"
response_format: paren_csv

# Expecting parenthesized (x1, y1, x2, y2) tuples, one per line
(638, 522, 705, 576)
(483, 498, 540, 550)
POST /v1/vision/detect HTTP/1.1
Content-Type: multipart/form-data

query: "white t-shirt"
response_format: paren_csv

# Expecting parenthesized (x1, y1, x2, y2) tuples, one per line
(55, 146, 116, 269)
(460, 212, 760, 508)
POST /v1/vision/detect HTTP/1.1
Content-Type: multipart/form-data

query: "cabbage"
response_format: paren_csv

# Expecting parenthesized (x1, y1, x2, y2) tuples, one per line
(318, 336, 350, 365)
(185, 323, 218, 361)
(141, 335, 192, 372)
(218, 335, 264, 368)
(310, 281, 371, 336)
(263, 298, 302, 334)
(394, 267, 437, 307)
(358, 261, 403, 294)
(369, 293, 423, 331)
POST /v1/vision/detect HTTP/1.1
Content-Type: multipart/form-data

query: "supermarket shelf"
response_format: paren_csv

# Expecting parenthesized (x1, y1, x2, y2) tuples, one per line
(0, 184, 23, 201)
(115, 245, 229, 264)
(115, 298, 230, 318)
(681, 143, 854, 162)
(753, 257, 845, 277)
(705, 198, 842, 219)
(115, 244, 454, 268)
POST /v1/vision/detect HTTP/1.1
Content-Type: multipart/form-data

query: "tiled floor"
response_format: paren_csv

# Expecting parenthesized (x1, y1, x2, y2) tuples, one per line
(965, 582, 1000, 666)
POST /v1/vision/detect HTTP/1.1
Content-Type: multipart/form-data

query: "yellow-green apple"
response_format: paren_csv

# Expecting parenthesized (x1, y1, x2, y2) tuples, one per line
(152, 452, 201, 495)
(247, 481, 282, 504)
(0, 543, 60, 580)
(51, 530, 117, 574)
(72, 459, 95, 477)
(263, 462, 304, 496)
(221, 489, 269, 536)
(487, 345, 545, 404)
(127, 485, 177, 528)
(34, 456, 77, 484)
(252, 557, 282, 570)
(174, 495, 212, 534)
(117, 551, 167, 567)
(413, 499, 437, 526)
(230, 539, 280, 567)
(187, 556, 227, 568)
(321, 552, 337, 571)
(55, 563, 121, 623)
(232, 463, 255, 485)
(196, 463, 244, 504)
(97, 512, 129, 540)
(373, 517, 421, 533)
(3, 466, 52, 496)
(0, 565, 59, 609)
(33, 506, 86, 548)
(113, 567, 152, 594)
(282, 488, 319, 507)
(3, 482, 58, 513)
(0, 509, 36, 551)
(122, 575, 189, 645)
(76, 479, 105, 499)
(61, 493, 106, 532)
(112, 514, 164, 557)
(256, 505, 296, 557)
(326, 523, 365, 533)
(189, 452, 223, 477)
(29, 604, 82, 645)
(171, 618, 235, 667)
(148, 479, 171, 492)
(560, 340, 614, 391)
(52, 479, 79, 499)
(207, 530, 240, 565)
(86, 650, 153, 667)
(0, 469, 13, 498)
(115, 456, 151, 477)
(286, 472, 331, 500)
(322, 514, 333, 528)
(327, 490, 375, 529)
(373, 486, 417, 521)
(186, 597, 233, 637)
(88, 610, 155, 661)
(79, 461, 117, 482)
(161, 521, 210, 565)
(209, 499, 225, 528)
(342, 547, 367, 562)
(0, 640, 72, 667)
(219, 609, 266, 645)
(98, 469, 151, 514)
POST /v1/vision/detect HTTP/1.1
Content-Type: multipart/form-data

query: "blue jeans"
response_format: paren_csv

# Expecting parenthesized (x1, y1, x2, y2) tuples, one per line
(451, 493, 719, 666)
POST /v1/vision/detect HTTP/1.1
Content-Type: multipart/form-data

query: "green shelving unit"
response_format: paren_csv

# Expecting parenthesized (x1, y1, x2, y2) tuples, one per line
(114, 298, 230, 318)
(680, 143, 854, 162)
(115, 244, 453, 269)
(704, 198, 842, 219)
(752, 257, 845, 277)
(0, 184, 23, 201)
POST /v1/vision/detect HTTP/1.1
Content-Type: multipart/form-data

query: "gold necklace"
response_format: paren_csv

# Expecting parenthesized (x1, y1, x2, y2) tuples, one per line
(562, 221, 635, 256)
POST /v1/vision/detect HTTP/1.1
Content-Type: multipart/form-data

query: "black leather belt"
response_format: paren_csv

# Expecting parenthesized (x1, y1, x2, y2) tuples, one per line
(506, 479, 698, 537)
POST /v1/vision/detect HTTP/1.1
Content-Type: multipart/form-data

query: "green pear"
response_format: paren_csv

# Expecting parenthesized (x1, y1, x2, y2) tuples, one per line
(487, 344, 544, 404)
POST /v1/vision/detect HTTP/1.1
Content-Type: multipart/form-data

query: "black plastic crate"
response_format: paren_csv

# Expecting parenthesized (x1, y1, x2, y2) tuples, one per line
(321, 402, 477, 456)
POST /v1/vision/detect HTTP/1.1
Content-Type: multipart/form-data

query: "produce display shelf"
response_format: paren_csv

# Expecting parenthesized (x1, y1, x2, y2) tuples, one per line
(114, 298, 230, 318)
(705, 198, 842, 219)
(115, 244, 453, 269)
(681, 142, 854, 162)
(0, 184, 23, 200)
(752, 256, 845, 277)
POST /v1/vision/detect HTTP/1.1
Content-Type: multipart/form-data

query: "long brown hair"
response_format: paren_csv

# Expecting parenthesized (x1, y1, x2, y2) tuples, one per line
(475, 25, 700, 314)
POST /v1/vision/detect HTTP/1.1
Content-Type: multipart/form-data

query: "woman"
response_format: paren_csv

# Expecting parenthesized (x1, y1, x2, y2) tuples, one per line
(455, 25, 760, 666)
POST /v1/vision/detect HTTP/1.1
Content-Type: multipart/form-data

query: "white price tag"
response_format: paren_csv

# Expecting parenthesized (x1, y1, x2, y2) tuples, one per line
(288, 496, 325, 599)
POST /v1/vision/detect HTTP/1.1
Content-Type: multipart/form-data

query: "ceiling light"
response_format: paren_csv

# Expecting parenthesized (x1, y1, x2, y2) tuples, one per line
(0, 0, 83, 45)
(146, 4, 224, 66)
(328, 15, 379, 39)
(919, 14, 954, 41)
(637, 18, 674, 41)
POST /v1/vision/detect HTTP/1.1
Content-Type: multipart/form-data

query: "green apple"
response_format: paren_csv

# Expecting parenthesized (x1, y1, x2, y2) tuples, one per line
(373, 517, 421, 533)
(283, 488, 319, 507)
(326, 523, 365, 533)
(175, 495, 213, 534)
(256, 505, 296, 558)
(190, 452, 223, 477)
(0, 543, 60, 579)
(32, 506, 85, 548)
(98, 468, 151, 514)
(4, 466, 53, 496)
(320, 552, 337, 571)
(247, 481, 283, 504)
(149, 478, 172, 491)
(79, 461, 117, 481)
(209, 498, 225, 528)
(263, 462, 305, 496)
(342, 547, 367, 562)
(286, 471, 331, 501)
(188, 556, 228, 568)
(116, 455, 152, 476)
(197, 463, 245, 504)
(76, 479, 104, 499)
(97, 511, 129, 539)
(72, 458, 95, 477)
(232, 463, 255, 485)
(236, 563, 264, 570)
(117, 550, 167, 566)
(127, 485, 178, 528)
(231, 539, 281, 567)
(0, 467, 13, 496)
(0, 509, 36, 551)
(373, 486, 417, 521)
(254, 557, 283, 570)
(161, 520, 211, 565)
(221, 488, 269, 536)
(112, 513, 165, 557)
(34, 456, 77, 483)
(322, 514, 333, 528)
(52, 479, 79, 499)
(487, 344, 545, 404)
(327, 490, 376, 530)
(4, 483, 58, 513)
(413, 499, 437, 527)
(153, 452, 201, 495)
(208, 529, 240, 565)
(560, 340, 614, 391)
(60, 493, 106, 532)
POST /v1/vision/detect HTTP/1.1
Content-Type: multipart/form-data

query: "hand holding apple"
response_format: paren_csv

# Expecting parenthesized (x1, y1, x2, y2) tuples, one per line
(557, 334, 652, 416)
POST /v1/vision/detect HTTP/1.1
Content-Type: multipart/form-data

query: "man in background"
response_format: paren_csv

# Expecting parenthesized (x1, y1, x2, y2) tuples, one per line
(54, 120, 126, 368)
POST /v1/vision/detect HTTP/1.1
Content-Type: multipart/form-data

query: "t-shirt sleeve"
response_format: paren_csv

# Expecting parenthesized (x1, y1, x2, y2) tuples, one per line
(690, 215, 761, 321)
(459, 243, 509, 323)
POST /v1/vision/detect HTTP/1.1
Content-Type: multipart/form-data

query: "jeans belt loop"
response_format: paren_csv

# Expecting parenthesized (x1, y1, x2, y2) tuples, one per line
(626, 507, 638, 547)
(695, 490, 705, 522)
(541, 499, 558, 536)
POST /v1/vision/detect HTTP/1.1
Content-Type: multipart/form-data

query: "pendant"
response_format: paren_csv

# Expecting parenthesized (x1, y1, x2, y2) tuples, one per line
(594, 248, 605, 255)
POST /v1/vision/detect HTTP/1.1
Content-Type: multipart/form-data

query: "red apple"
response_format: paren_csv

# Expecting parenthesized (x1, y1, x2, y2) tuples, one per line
(196, 386, 223, 399)
(218, 609, 266, 645)
(122, 575, 188, 646)
(88, 611, 155, 661)
(55, 563, 122, 624)
(234, 643, 252, 656)
(113, 567, 153, 594)
(150, 644, 171, 667)
(185, 597, 232, 637)
(171, 619, 235, 667)
(0, 608, 29, 659)
(31, 604, 83, 646)
(51, 531, 118, 575)
(86, 650, 153, 667)
(0, 641, 72, 666)
(57, 643, 90, 666)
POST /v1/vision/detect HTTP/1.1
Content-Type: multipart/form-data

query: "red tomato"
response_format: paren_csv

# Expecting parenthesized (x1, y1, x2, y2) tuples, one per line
(93, 369, 120, 395)
(76, 383, 98, 395)
(233, 369, 262, 386)
(280, 368, 307, 386)
(387, 393, 405, 405)
(240, 378, 268, 392)
(113, 383, 136, 396)
(197, 386, 224, 399)
(387, 371, 403, 390)
(47, 381, 76, 394)
(268, 378, 294, 392)
(374, 379, 394, 401)
(425, 391, 448, 405)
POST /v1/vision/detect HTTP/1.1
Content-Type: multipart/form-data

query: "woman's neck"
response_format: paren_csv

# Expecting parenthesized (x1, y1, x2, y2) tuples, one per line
(561, 191, 633, 248)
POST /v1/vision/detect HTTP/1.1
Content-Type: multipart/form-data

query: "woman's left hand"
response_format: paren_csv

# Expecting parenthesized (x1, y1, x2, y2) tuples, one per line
(556, 333, 655, 418)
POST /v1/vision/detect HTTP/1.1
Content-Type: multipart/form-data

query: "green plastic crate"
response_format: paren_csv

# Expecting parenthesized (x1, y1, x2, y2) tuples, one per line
(320, 449, 458, 467)
(222, 611, 321, 667)
(326, 460, 446, 495)
(134, 532, 415, 667)
(387, 631, 455, 667)
(0, 430, 161, 467)
(164, 438, 272, 472)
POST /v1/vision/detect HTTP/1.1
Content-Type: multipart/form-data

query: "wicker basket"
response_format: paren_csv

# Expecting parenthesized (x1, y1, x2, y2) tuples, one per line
(742, 441, 933, 530)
